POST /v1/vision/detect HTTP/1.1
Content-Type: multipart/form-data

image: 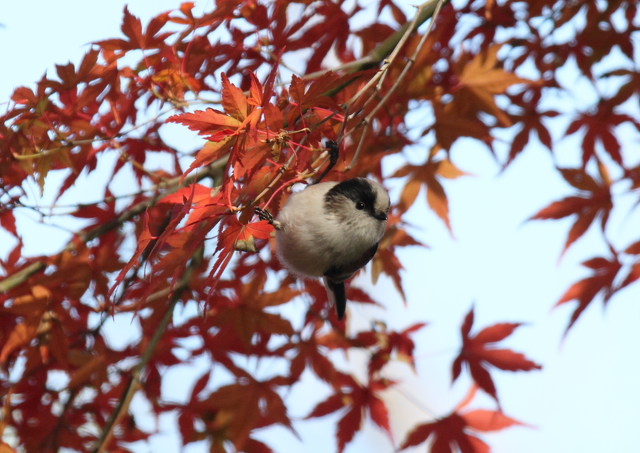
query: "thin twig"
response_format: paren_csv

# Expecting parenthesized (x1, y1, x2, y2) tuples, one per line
(345, 1, 427, 110)
(346, 0, 445, 170)
(366, 0, 444, 123)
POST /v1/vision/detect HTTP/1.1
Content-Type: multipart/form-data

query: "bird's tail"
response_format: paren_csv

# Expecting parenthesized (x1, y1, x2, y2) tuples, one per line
(323, 277, 346, 320)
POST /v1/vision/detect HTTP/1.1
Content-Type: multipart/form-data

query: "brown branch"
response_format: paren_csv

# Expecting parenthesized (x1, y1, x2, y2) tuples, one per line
(91, 247, 203, 453)
(0, 261, 47, 293)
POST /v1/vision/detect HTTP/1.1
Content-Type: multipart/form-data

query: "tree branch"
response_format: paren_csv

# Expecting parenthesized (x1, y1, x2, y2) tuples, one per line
(91, 247, 203, 453)
(346, 0, 446, 170)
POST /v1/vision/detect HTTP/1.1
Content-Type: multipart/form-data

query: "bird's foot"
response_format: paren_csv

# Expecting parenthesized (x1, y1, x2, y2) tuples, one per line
(255, 207, 282, 230)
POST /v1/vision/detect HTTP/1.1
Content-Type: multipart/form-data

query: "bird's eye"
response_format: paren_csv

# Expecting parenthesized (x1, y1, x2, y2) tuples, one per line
(356, 201, 366, 210)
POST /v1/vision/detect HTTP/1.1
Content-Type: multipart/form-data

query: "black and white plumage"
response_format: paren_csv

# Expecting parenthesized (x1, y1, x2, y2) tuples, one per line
(273, 178, 390, 320)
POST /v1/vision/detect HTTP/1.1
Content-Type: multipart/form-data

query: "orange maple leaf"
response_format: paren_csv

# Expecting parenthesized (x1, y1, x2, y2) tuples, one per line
(392, 158, 468, 234)
(456, 45, 535, 126)
(401, 385, 525, 452)
(221, 73, 249, 121)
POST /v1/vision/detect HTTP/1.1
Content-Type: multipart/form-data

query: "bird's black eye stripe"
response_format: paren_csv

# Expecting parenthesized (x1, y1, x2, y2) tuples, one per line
(325, 178, 378, 219)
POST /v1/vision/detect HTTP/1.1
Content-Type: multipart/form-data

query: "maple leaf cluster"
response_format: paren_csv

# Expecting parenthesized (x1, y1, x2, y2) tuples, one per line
(0, 0, 639, 452)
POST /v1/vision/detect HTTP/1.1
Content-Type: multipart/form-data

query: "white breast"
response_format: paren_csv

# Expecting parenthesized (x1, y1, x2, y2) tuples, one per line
(275, 182, 385, 278)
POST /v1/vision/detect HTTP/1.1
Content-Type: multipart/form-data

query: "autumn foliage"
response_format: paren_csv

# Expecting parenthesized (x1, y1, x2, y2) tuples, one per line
(1, 0, 639, 452)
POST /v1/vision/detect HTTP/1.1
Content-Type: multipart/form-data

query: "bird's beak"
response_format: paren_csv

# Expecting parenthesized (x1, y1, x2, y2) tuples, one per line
(374, 211, 387, 221)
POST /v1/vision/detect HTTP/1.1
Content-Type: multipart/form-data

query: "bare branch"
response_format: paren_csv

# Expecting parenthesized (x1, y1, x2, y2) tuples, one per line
(347, 0, 446, 170)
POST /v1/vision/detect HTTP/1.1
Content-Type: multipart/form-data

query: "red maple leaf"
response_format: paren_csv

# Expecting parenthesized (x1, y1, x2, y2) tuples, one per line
(305, 374, 392, 453)
(530, 167, 612, 255)
(167, 107, 241, 140)
(620, 241, 640, 289)
(452, 308, 541, 401)
(286, 334, 340, 383)
(0, 208, 18, 237)
(167, 71, 263, 139)
(371, 216, 425, 301)
(207, 270, 297, 348)
(352, 322, 427, 376)
(506, 88, 559, 164)
(98, 7, 171, 51)
(565, 99, 637, 167)
(157, 183, 214, 206)
(556, 245, 624, 333)
(177, 374, 294, 451)
(205, 215, 271, 292)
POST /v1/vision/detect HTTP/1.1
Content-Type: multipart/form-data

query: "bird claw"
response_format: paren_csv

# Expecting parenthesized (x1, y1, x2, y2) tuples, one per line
(255, 207, 282, 230)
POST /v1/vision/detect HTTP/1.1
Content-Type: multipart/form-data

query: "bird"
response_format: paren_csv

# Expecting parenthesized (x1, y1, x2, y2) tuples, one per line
(258, 177, 390, 320)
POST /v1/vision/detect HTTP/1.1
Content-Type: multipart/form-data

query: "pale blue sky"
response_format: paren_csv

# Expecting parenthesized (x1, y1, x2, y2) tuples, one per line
(1, 2, 639, 453)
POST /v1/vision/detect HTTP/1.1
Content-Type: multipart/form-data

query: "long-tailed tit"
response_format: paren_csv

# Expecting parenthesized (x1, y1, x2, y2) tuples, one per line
(258, 178, 390, 320)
